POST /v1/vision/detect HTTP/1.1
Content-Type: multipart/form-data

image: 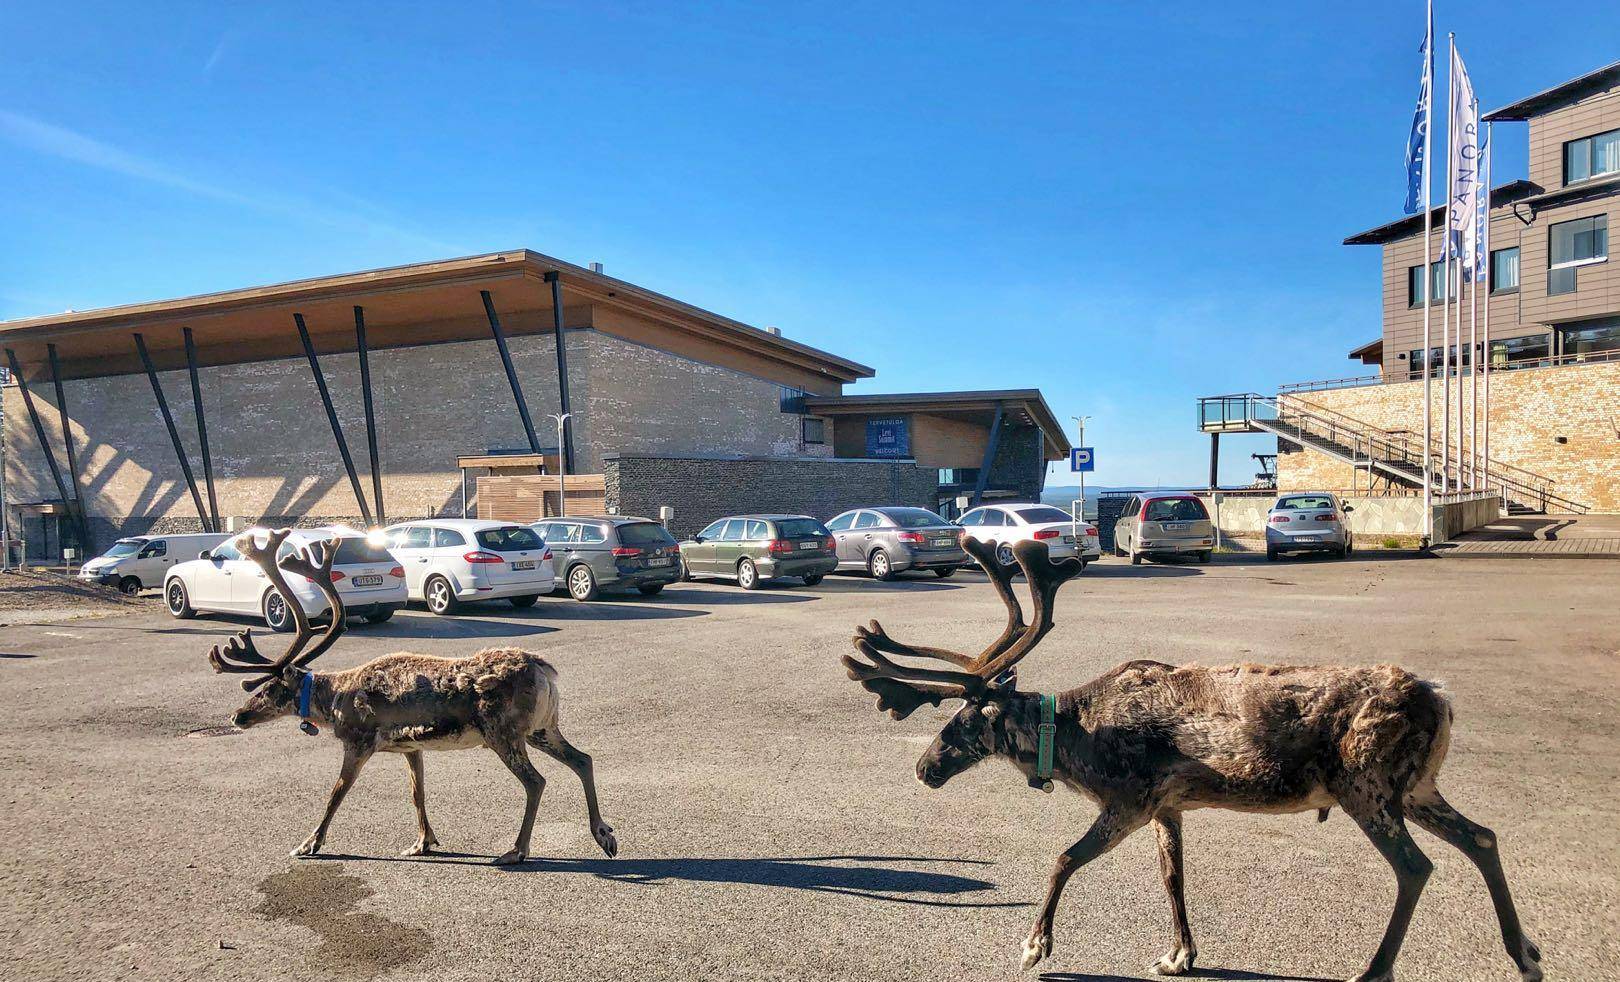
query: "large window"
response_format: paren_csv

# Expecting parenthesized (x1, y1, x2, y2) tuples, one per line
(1407, 343, 1474, 379)
(1490, 247, 1519, 294)
(801, 416, 825, 445)
(1548, 215, 1608, 296)
(1564, 128, 1620, 185)
(1558, 316, 1620, 359)
(1489, 333, 1551, 368)
(1406, 260, 1448, 307)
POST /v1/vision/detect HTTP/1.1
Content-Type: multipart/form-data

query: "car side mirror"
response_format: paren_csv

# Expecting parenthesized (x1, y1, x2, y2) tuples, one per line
(693, 536, 705, 543)
(198, 550, 212, 560)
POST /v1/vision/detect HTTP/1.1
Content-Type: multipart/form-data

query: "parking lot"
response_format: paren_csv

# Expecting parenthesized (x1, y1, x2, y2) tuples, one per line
(3, 553, 1617, 982)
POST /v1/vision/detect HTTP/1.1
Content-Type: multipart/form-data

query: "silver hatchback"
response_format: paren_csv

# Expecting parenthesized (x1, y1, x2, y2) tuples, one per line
(1266, 492, 1354, 560)
(825, 507, 968, 580)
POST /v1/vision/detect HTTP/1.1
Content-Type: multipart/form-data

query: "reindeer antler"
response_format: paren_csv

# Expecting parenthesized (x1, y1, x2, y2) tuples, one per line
(277, 537, 346, 668)
(205, 528, 344, 690)
(842, 537, 1083, 718)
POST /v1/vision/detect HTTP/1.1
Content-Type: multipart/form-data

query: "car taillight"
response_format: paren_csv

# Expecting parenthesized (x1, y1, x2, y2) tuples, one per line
(541, 548, 553, 561)
(896, 531, 925, 544)
(388, 565, 405, 578)
(1033, 528, 1061, 540)
(1270, 515, 1291, 524)
(611, 546, 642, 557)
(463, 551, 504, 564)
(328, 569, 346, 582)
(823, 537, 835, 550)
(767, 539, 794, 554)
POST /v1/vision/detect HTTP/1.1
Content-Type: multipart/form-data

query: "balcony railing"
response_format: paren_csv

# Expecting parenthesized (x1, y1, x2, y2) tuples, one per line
(1279, 345, 1620, 393)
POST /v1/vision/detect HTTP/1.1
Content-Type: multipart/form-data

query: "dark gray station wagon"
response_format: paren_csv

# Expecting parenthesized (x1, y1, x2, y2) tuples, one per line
(678, 514, 837, 589)
(530, 516, 682, 601)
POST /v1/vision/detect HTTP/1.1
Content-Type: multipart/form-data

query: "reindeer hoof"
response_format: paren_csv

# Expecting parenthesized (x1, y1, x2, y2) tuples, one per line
(1518, 937, 1543, 982)
(1019, 932, 1052, 971)
(401, 838, 437, 857)
(593, 822, 619, 858)
(493, 848, 527, 865)
(290, 836, 322, 858)
(1150, 945, 1196, 976)
(1348, 971, 1394, 982)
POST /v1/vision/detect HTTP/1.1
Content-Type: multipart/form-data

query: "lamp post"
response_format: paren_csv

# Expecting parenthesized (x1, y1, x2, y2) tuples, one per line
(1070, 415, 1090, 522)
(546, 413, 572, 517)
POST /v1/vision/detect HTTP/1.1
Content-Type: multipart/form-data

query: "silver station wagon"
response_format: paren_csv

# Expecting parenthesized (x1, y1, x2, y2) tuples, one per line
(1112, 494, 1215, 565)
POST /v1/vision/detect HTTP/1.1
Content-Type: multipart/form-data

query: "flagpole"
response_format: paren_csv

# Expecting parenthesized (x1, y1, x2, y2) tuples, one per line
(1468, 231, 1478, 488)
(1420, 0, 1434, 540)
(1483, 120, 1493, 499)
(1441, 32, 1454, 494)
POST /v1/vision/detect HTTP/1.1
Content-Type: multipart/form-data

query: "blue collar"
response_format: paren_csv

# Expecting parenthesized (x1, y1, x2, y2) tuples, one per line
(295, 671, 319, 736)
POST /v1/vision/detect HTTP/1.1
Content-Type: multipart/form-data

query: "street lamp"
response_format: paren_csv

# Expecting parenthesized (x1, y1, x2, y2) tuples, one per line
(1070, 415, 1091, 522)
(546, 413, 572, 517)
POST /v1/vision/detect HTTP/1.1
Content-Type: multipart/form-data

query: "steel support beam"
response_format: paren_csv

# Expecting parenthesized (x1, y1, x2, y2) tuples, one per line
(181, 329, 220, 532)
(544, 271, 576, 473)
(354, 306, 385, 526)
(133, 334, 212, 531)
(294, 314, 374, 528)
(479, 290, 544, 456)
(44, 344, 92, 549)
(5, 348, 81, 551)
(1208, 432, 1220, 490)
(970, 402, 1005, 508)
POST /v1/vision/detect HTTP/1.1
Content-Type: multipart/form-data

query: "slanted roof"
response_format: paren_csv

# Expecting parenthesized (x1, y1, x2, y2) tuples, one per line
(1343, 181, 1539, 245)
(1349, 338, 1383, 365)
(803, 388, 1071, 460)
(1483, 61, 1620, 122)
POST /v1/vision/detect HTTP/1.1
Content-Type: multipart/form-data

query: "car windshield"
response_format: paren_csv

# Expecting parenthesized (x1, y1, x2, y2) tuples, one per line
(1277, 495, 1334, 510)
(330, 537, 395, 564)
(1014, 506, 1077, 524)
(880, 508, 950, 529)
(103, 539, 146, 559)
(618, 522, 677, 547)
(777, 518, 830, 538)
(476, 526, 544, 552)
(1144, 498, 1209, 522)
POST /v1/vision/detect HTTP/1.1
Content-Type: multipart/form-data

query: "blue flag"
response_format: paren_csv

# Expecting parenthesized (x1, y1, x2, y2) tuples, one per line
(1403, 10, 1432, 215)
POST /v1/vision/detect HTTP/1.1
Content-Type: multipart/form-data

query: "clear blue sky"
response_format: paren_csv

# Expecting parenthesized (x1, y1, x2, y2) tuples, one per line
(3, 3, 1615, 487)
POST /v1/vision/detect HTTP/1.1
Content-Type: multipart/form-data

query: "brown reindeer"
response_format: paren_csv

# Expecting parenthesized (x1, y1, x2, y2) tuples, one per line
(842, 537, 1540, 982)
(208, 528, 617, 864)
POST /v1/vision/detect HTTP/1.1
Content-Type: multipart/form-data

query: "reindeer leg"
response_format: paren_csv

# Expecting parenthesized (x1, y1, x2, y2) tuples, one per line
(400, 751, 440, 857)
(488, 736, 546, 865)
(1150, 812, 1197, 976)
(294, 743, 372, 857)
(530, 730, 617, 858)
(1021, 806, 1145, 971)
(1341, 800, 1433, 982)
(1406, 789, 1541, 982)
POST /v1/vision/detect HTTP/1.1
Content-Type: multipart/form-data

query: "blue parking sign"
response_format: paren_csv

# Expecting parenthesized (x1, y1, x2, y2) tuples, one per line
(1070, 447, 1094, 472)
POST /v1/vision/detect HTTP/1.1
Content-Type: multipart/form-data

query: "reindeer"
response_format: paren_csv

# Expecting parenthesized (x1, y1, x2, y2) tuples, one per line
(207, 528, 618, 864)
(842, 536, 1541, 982)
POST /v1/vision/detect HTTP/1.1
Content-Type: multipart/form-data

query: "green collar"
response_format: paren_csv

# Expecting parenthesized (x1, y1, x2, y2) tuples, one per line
(1031, 693, 1056, 793)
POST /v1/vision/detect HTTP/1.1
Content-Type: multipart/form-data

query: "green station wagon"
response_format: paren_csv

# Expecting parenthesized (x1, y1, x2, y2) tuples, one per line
(678, 514, 838, 589)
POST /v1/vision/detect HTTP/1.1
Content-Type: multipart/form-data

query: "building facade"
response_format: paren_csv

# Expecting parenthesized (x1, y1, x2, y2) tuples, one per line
(1, 251, 1068, 559)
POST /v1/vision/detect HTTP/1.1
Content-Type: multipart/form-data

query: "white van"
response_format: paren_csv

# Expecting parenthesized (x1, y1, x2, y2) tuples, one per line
(79, 533, 231, 595)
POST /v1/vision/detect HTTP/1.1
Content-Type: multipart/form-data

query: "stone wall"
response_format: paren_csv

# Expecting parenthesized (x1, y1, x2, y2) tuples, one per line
(604, 454, 938, 539)
(1276, 361, 1620, 513)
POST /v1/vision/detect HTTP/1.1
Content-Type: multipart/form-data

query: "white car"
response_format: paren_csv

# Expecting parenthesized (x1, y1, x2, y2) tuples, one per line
(957, 503, 1102, 568)
(165, 527, 406, 630)
(382, 519, 555, 614)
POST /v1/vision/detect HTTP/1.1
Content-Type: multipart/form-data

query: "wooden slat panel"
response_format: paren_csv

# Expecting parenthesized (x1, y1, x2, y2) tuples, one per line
(475, 474, 606, 522)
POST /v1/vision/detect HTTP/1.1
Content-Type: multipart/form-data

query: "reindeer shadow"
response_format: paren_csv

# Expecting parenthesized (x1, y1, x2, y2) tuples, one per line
(1043, 969, 1337, 982)
(312, 852, 1025, 909)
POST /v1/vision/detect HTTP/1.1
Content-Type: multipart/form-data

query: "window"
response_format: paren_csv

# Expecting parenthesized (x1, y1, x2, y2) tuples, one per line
(474, 527, 539, 552)
(852, 512, 881, 530)
(331, 537, 394, 564)
(878, 508, 951, 528)
(1012, 506, 1077, 524)
(393, 526, 432, 549)
(1408, 343, 1475, 378)
(210, 541, 242, 561)
(778, 385, 806, 412)
(435, 528, 467, 548)
(578, 524, 607, 544)
(777, 518, 829, 538)
(744, 519, 770, 540)
(1276, 495, 1335, 510)
(957, 509, 983, 527)
(1144, 498, 1209, 522)
(531, 522, 557, 542)
(696, 520, 727, 540)
(712, 520, 739, 541)
(139, 540, 168, 558)
(824, 512, 855, 532)
(1407, 260, 1448, 307)
(1564, 127, 1620, 185)
(1490, 247, 1519, 294)
(1489, 333, 1551, 368)
(980, 509, 1011, 527)
(1558, 316, 1620, 359)
(937, 467, 980, 486)
(617, 523, 677, 547)
(801, 417, 825, 445)
(1549, 215, 1608, 295)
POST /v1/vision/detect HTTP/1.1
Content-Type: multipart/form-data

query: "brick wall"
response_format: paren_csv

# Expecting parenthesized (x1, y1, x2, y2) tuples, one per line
(604, 454, 938, 538)
(1275, 361, 1620, 512)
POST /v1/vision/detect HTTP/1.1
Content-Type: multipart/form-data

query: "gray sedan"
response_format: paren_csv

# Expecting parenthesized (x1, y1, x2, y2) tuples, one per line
(825, 507, 967, 580)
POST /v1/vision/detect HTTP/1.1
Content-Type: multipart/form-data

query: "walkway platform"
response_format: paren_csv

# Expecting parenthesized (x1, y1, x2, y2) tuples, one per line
(1433, 514, 1620, 559)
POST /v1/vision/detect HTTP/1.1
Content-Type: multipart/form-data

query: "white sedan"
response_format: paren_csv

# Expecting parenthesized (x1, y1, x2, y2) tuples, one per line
(164, 527, 407, 630)
(957, 503, 1102, 567)
(382, 519, 555, 614)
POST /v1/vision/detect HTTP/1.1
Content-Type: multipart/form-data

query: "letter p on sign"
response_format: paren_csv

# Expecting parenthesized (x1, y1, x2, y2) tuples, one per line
(1070, 447, 1094, 473)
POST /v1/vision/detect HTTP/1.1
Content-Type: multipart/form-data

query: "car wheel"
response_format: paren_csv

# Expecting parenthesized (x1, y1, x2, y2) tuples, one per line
(364, 608, 395, 624)
(567, 565, 600, 602)
(933, 566, 957, 579)
(869, 549, 895, 581)
(1344, 540, 1354, 558)
(165, 579, 195, 619)
(1130, 548, 1142, 566)
(801, 574, 825, 586)
(425, 575, 461, 614)
(637, 583, 665, 596)
(737, 558, 762, 590)
(118, 576, 142, 596)
(994, 543, 1016, 569)
(1198, 550, 1212, 564)
(508, 594, 540, 608)
(1266, 546, 1279, 562)
(263, 590, 296, 633)
(678, 556, 693, 581)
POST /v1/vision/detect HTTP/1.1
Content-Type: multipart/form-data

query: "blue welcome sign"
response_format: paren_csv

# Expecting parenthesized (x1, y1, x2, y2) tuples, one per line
(865, 417, 911, 458)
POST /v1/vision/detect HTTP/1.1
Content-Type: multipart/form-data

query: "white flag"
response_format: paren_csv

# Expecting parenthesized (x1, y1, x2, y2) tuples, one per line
(1448, 45, 1480, 269)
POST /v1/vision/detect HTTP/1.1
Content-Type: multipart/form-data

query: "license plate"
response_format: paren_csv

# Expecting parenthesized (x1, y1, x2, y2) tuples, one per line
(352, 575, 384, 587)
(1164, 523, 1186, 531)
(648, 557, 672, 567)
(511, 560, 535, 570)
(800, 542, 820, 550)
(1063, 536, 1075, 543)
(932, 538, 955, 548)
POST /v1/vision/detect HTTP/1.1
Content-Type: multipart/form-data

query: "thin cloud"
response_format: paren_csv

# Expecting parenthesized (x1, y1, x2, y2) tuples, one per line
(0, 109, 463, 254)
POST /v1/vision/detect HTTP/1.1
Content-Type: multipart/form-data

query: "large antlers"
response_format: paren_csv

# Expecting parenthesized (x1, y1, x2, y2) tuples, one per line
(842, 536, 1083, 719)
(206, 528, 347, 690)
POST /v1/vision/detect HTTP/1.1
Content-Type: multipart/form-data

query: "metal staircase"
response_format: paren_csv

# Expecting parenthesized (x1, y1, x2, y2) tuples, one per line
(1197, 393, 1589, 515)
